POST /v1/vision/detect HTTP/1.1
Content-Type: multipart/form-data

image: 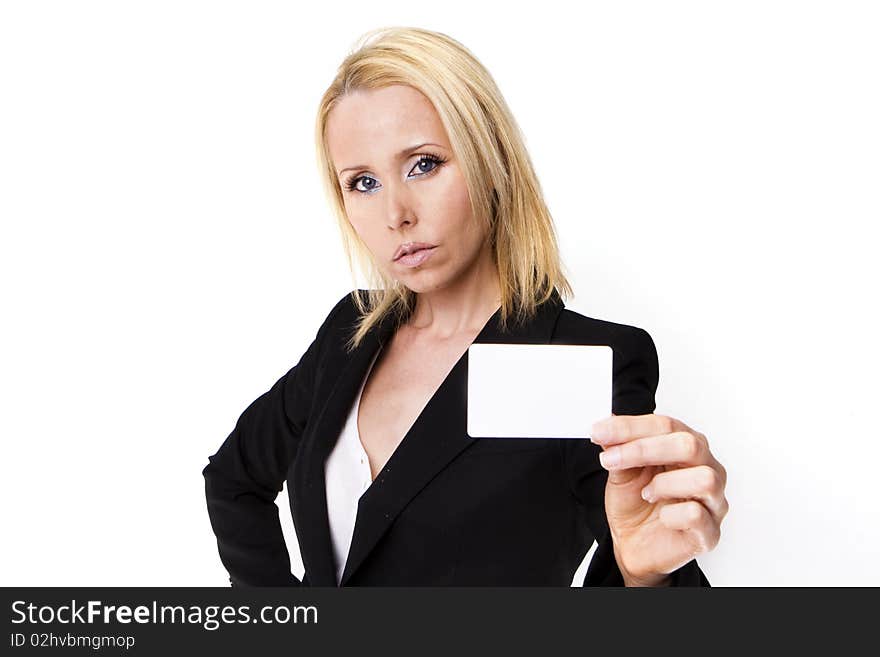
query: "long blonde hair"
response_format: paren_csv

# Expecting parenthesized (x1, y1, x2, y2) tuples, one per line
(315, 26, 573, 352)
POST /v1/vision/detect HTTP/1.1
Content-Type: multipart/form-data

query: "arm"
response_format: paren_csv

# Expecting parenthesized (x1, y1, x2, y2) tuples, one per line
(562, 327, 711, 587)
(201, 293, 350, 587)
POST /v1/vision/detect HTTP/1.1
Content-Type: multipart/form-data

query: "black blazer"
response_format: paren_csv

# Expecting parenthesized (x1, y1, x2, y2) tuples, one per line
(202, 288, 710, 587)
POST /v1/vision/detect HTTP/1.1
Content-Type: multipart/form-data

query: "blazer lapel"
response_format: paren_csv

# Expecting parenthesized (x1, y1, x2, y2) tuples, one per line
(289, 305, 396, 587)
(291, 288, 565, 586)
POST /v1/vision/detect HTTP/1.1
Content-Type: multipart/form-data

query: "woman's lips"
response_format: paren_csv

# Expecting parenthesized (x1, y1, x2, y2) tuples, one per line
(395, 246, 437, 268)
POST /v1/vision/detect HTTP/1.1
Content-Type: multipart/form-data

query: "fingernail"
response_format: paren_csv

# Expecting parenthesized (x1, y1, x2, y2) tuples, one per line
(599, 448, 620, 469)
(590, 422, 609, 442)
(641, 486, 654, 502)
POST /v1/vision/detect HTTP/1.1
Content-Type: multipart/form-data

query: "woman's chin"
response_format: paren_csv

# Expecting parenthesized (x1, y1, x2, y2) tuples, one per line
(390, 263, 443, 291)
(395, 272, 449, 295)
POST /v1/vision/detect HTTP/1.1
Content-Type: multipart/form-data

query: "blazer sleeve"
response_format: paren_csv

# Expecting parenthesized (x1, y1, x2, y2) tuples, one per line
(561, 327, 711, 587)
(201, 293, 350, 587)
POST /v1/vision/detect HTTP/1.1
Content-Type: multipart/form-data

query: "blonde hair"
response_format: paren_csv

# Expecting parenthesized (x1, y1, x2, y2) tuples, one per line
(314, 26, 573, 352)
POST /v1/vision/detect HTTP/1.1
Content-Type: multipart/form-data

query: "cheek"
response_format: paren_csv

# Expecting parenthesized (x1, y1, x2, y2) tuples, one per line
(344, 204, 371, 238)
(345, 214, 377, 253)
(435, 170, 475, 232)
(349, 220, 391, 268)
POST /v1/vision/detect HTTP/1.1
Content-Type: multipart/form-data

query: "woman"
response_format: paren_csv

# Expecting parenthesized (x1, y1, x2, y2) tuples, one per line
(203, 26, 728, 587)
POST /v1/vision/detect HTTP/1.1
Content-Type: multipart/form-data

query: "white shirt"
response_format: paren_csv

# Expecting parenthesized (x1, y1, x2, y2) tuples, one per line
(324, 346, 382, 585)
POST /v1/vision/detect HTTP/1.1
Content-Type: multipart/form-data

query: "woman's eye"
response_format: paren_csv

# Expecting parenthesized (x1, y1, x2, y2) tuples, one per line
(411, 156, 440, 176)
(345, 155, 446, 194)
(352, 176, 378, 193)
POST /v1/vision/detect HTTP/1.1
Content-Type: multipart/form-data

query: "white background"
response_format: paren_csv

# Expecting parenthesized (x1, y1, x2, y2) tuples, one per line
(2, 1, 877, 586)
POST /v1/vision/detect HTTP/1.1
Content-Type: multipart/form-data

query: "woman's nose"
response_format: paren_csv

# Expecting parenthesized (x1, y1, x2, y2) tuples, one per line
(383, 182, 417, 229)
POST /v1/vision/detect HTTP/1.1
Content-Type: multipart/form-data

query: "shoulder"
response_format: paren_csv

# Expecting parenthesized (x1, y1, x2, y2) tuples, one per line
(553, 306, 657, 362)
(312, 289, 374, 349)
(312, 288, 367, 326)
(324, 289, 363, 322)
(554, 306, 660, 414)
(321, 288, 373, 328)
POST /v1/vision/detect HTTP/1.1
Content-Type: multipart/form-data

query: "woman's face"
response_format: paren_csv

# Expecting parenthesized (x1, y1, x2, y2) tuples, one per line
(326, 84, 489, 294)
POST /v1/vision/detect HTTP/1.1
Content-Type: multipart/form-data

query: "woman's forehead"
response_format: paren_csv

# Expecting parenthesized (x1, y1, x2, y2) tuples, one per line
(327, 87, 450, 170)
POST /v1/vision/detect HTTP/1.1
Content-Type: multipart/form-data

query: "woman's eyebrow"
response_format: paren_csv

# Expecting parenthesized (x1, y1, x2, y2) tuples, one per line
(337, 142, 445, 177)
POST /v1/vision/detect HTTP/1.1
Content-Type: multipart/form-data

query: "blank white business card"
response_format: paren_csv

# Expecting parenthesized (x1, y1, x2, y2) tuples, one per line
(467, 343, 612, 439)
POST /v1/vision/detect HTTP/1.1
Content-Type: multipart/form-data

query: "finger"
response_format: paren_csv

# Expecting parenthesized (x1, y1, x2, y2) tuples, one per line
(658, 500, 721, 556)
(641, 465, 729, 525)
(591, 413, 699, 446)
(597, 431, 707, 471)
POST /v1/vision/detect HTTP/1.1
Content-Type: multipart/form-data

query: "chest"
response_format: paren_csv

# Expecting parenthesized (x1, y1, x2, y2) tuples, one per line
(356, 334, 473, 481)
